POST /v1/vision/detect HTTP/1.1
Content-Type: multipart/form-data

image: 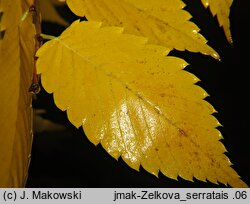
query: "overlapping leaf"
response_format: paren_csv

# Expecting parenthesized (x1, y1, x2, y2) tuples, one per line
(36, 20, 247, 187)
(66, 0, 219, 58)
(0, 0, 35, 187)
(201, 0, 233, 43)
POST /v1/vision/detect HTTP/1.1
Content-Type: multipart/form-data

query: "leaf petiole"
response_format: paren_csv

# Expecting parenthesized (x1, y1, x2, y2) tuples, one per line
(40, 33, 57, 40)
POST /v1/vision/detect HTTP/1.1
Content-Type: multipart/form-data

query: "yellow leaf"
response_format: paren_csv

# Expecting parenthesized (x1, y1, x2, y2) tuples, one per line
(36, 20, 247, 187)
(201, 0, 233, 43)
(0, 0, 35, 187)
(66, 0, 219, 59)
(40, 0, 69, 26)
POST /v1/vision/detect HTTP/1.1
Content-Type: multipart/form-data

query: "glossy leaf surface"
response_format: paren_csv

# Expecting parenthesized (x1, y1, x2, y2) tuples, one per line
(36, 20, 247, 187)
(66, 0, 219, 58)
(0, 0, 34, 187)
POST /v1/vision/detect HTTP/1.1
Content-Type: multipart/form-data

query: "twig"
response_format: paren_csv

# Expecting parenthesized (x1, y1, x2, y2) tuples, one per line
(29, 0, 42, 94)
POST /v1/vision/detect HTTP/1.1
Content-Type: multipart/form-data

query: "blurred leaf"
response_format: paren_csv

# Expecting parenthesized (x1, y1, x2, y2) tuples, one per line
(40, 0, 69, 26)
(34, 109, 66, 133)
(0, 0, 35, 187)
(201, 0, 233, 43)
(66, 0, 219, 59)
(36, 20, 247, 187)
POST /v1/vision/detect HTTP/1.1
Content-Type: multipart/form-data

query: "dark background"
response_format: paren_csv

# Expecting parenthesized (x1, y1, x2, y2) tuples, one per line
(26, 0, 250, 187)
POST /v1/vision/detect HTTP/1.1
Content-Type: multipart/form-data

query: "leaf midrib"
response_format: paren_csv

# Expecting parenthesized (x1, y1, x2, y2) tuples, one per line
(56, 37, 187, 136)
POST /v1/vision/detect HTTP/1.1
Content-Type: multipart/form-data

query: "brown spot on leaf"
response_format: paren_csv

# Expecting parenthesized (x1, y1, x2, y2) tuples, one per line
(125, 85, 132, 91)
(154, 108, 160, 114)
(159, 93, 166, 97)
(137, 94, 143, 99)
(178, 128, 187, 136)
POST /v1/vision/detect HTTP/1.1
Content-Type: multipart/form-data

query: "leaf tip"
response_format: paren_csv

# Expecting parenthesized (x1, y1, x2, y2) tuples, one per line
(212, 52, 221, 61)
(227, 35, 233, 45)
(228, 177, 249, 188)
